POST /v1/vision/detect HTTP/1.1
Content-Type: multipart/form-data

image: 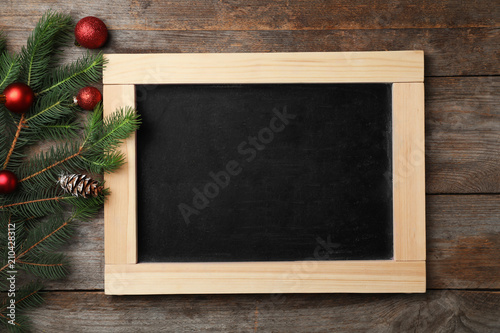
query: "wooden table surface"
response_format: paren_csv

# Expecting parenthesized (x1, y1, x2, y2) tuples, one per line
(2, 1, 499, 332)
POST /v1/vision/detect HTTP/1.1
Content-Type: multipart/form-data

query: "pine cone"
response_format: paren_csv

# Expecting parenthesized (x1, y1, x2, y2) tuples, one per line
(58, 174, 103, 198)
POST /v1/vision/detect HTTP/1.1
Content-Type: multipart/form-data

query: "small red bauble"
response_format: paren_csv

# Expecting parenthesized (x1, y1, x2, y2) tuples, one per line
(74, 86, 102, 110)
(0, 82, 35, 114)
(0, 170, 18, 194)
(75, 16, 108, 49)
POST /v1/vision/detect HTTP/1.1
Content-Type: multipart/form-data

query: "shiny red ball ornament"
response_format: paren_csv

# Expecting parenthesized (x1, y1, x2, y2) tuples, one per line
(0, 82, 35, 114)
(0, 170, 18, 194)
(75, 16, 108, 49)
(74, 86, 102, 110)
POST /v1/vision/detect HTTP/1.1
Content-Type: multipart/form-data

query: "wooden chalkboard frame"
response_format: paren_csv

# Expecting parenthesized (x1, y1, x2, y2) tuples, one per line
(103, 51, 426, 295)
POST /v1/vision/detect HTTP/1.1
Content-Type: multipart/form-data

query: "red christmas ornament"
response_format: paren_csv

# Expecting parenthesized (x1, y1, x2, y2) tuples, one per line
(0, 82, 35, 114)
(0, 170, 18, 194)
(74, 86, 102, 110)
(75, 16, 108, 49)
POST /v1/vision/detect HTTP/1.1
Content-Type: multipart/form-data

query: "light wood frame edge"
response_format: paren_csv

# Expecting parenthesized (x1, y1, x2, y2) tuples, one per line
(103, 51, 426, 295)
(103, 85, 137, 265)
(105, 261, 425, 295)
(393, 83, 426, 261)
(103, 51, 424, 84)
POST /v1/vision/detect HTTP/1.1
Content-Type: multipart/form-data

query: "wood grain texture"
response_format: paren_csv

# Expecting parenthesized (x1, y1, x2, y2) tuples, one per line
(103, 51, 424, 84)
(1, 0, 498, 30)
(426, 77, 500, 193)
(393, 83, 426, 261)
(103, 85, 137, 265)
(426, 195, 500, 289)
(1, 28, 497, 77)
(27, 291, 500, 332)
(105, 261, 425, 295)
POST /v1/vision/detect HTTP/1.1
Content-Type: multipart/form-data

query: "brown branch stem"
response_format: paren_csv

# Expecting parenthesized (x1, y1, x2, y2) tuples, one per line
(0, 216, 69, 273)
(16, 260, 64, 267)
(20, 146, 83, 183)
(18, 219, 70, 259)
(0, 196, 64, 209)
(0, 290, 40, 316)
(0, 312, 20, 326)
(2, 114, 26, 170)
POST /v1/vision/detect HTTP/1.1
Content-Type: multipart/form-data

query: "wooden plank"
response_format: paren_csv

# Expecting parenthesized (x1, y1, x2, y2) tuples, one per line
(1, 28, 497, 77)
(103, 51, 424, 84)
(426, 76, 500, 193)
(393, 83, 426, 260)
(103, 85, 137, 265)
(1, 1, 497, 30)
(427, 195, 500, 289)
(427, 132, 500, 193)
(105, 261, 425, 295)
(27, 291, 500, 332)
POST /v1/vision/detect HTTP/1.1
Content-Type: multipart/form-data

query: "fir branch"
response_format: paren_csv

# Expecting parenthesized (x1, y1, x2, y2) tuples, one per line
(0, 52, 21, 91)
(17, 253, 68, 280)
(84, 105, 141, 170)
(37, 119, 80, 141)
(0, 282, 44, 333)
(38, 51, 106, 96)
(0, 196, 65, 210)
(2, 114, 26, 170)
(0, 11, 141, 332)
(22, 90, 77, 142)
(18, 214, 73, 261)
(1, 92, 78, 170)
(0, 312, 22, 331)
(0, 203, 100, 280)
(0, 212, 76, 275)
(0, 212, 24, 262)
(15, 141, 84, 193)
(0, 109, 10, 164)
(0, 111, 28, 171)
(24, 92, 73, 125)
(65, 194, 105, 221)
(0, 282, 44, 312)
(90, 105, 142, 153)
(0, 32, 5, 54)
(0, 186, 70, 219)
(18, 106, 140, 186)
(19, 11, 72, 91)
(20, 146, 83, 183)
(81, 151, 126, 174)
(17, 216, 39, 232)
(0, 64, 75, 171)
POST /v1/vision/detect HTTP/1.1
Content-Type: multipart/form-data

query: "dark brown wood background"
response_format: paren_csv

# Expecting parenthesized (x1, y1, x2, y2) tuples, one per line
(1, 1, 499, 332)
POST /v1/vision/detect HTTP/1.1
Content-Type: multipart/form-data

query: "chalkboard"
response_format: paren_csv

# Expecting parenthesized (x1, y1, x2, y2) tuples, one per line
(135, 83, 393, 263)
(104, 52, 426, 295)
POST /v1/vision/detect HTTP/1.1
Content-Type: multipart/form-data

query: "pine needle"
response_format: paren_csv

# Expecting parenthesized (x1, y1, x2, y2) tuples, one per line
(19, 11, 72, 91)
(0, 52, 21, 91)
(17, 252, 68, 280)
(0, 108, 11, 164)
(37, 119, 80, 141)
(17, 213, 74, 259)
(38, 51, 106, 96)
(0, 282, 44, 333)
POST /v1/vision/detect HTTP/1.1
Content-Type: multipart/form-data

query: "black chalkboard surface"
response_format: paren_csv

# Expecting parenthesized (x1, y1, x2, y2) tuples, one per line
(136, 83, 393, 262)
